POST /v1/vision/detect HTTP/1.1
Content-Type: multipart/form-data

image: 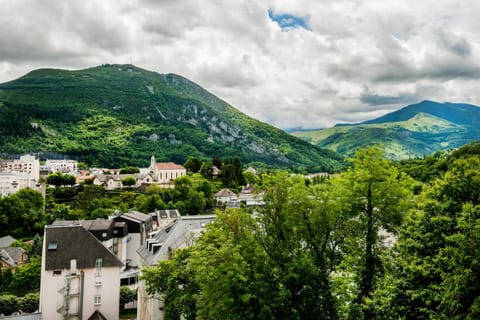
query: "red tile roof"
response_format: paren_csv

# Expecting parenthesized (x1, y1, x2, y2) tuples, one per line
(155, 162, 185, 170)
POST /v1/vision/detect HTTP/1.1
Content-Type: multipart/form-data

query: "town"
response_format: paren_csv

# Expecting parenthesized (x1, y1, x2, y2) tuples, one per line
(0, 154, 266, 319)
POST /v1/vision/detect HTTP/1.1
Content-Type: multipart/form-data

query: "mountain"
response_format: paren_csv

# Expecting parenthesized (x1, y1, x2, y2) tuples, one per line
(0, 64, 344, 172)
(291, 100, 480, 159)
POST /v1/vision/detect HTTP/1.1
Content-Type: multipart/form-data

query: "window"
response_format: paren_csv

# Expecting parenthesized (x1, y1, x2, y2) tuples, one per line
(53, 270, 62, 276)
(94, 295, 101, 306)
(48, 241, 58, 250)
(102, 232, 107, 238)
(95, 276, 102, 287)
(95, 258, 103, 269)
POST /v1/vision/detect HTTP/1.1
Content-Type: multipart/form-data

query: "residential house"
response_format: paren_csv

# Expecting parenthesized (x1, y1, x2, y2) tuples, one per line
(226, 184, 265, 208)
(150, 209, 180, 231)
(39, 224, 122, 320)
(136, 214, 216, 320)
(92, 173, 154, 190)
(214, 188, 237, 205)
(149, 156, 186, 185)
(0, 235, 28, 270)
(0, 247, 28, 269)
(113, 211, 153, 269)
(0, 235, 16, 248)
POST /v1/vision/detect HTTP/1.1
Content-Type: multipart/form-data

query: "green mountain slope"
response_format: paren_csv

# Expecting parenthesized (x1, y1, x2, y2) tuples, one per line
(291, 101, 480, 159)
(0, 64, 344, 172)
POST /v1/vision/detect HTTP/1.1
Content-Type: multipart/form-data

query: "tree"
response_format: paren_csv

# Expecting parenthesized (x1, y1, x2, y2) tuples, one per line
(184, 157, 202, 174)
(120, 166, 140, 174)
(46, 172, 76, 187)
(336, 146, 413, 319)
(199, 162, 213, 180)
(142, 173, 339, 320)
(119, 286, 137, 311)
(389, 157, 480, 319)
(121, 176, 137, 187)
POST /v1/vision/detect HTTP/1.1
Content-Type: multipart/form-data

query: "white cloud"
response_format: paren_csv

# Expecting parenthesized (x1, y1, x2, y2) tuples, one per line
(1, 0, 480, 129)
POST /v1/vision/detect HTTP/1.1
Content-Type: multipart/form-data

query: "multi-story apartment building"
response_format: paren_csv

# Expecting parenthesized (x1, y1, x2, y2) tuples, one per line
(40, 224, 123, 320)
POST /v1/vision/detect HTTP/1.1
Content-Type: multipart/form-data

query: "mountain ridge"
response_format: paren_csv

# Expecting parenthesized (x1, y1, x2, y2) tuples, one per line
(291, 100, 480, 160)
(0, 64, 345, 172)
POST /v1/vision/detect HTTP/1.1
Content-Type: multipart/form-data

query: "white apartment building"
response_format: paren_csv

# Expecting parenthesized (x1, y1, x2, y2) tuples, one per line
(40, 224, 122, 320)
(42, 159, 78, 173)
(0, 154, 40, 183)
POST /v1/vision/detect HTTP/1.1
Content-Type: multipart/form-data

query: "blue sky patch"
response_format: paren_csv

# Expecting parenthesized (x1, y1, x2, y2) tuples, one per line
(268, 9, 311, 31)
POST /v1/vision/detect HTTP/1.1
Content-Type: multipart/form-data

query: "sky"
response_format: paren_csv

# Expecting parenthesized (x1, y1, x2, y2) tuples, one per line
(1, 0, 480, 129)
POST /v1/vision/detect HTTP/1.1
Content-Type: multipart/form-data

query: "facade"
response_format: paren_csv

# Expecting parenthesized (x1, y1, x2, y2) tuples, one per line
(42, 159, 78, 174)
(149, 156, 186, 184)
(214, 188, 237, 204)
(0, 155, 40, 182)
(92, 173, 154, 190)
(136, 214, 216, 320)
(40, 224, 122, 320)
(113, 211, 153, 269)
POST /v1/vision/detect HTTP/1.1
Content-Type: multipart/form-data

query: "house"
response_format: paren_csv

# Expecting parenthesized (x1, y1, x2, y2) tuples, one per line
(214, 188, 237, 204)
(113, 211, 153, 269)
(92, 173, 154, 190)
(39, 224, 122, 320)
(0, 247, 28, 269)
(0, 235, 16, 248)
(226, 184, 265, 208)
(0, 235, 28, 270)
(136, 214, 216, 320)
(150, 209, 180, 231)
(149, 156, 186, 184)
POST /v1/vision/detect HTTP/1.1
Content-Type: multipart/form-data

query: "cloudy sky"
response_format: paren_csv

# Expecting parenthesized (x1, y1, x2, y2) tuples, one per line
(1, 0, 480, 129)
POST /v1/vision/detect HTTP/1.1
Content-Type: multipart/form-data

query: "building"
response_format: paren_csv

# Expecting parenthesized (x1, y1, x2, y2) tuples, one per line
(0, 155, 40, 182)
(42, 159, 78, 174)
(0, 246, 28, 269)
(214, 188, 237, 205)
(149, 156, 186, 184)
(150, 209, 180, 231)
(136, 214, 216, 320)
(92, 173, 154, 190)
(113, 211, 153, 269)
(39, 224, 122, 320)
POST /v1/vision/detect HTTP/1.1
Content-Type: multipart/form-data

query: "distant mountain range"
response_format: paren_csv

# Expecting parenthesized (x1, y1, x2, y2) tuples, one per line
(0, 64, 344, 172)
(291, 101, 480, 159)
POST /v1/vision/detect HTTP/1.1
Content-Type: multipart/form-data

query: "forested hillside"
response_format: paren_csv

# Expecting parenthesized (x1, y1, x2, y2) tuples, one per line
(0, 64, 344, 172)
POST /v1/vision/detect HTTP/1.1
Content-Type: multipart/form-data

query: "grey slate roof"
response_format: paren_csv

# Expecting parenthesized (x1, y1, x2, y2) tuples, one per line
(121, 210, 152, 223)
(137, 214, 216, 266)
(0, 248, 17, 267)
(44, 225, 122, 271)
(0, 235, 16, 248)
(2, 246, 26, 265)
(52, 219, 114, 231)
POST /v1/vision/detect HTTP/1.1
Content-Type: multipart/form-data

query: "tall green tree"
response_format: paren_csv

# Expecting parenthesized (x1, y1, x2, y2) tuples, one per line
(336, 146, 413, 319)
(390, 157, 480, 319)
